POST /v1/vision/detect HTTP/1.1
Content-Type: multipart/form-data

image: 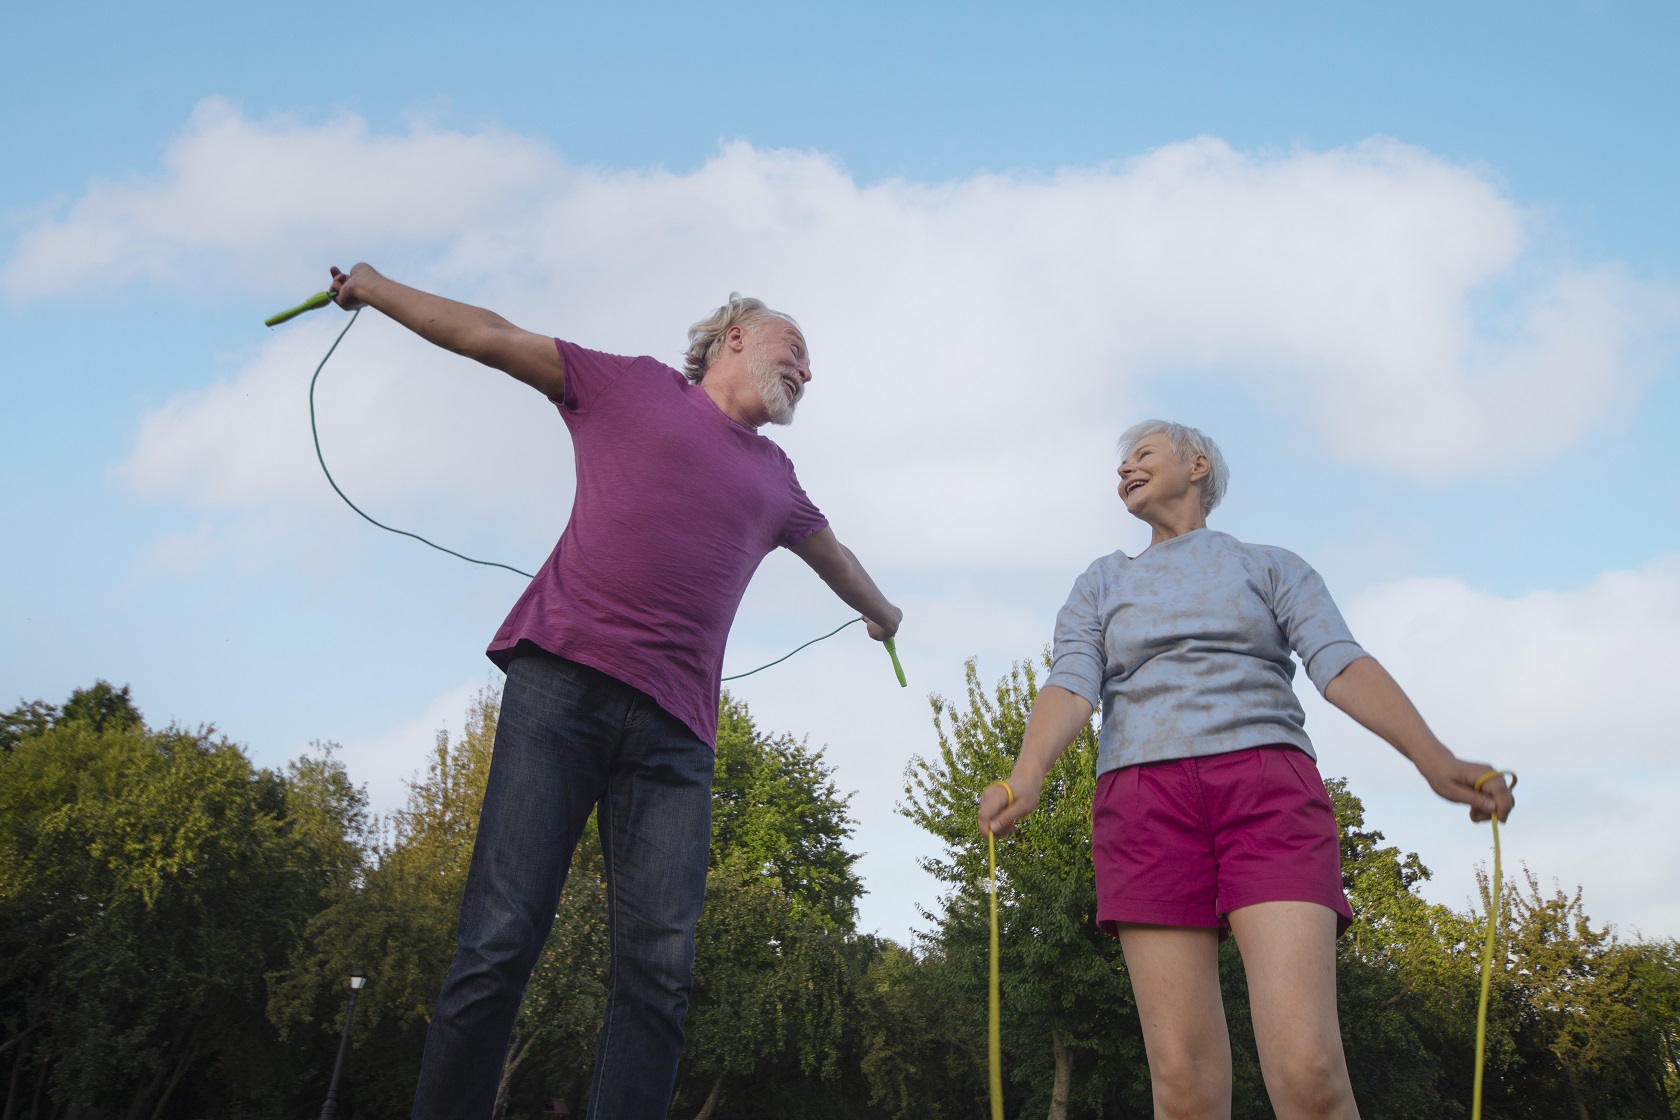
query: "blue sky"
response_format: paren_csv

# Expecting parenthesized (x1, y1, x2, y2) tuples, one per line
(4, 1, 1678, 942)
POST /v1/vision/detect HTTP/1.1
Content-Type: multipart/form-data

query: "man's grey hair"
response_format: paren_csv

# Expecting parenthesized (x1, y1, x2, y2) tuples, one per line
(682, 293, 800, 383)
(1117, 420, 1230, 515)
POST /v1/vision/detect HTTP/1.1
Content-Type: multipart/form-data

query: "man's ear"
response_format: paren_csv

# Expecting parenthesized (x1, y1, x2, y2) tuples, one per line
(725, 323, 749, 353)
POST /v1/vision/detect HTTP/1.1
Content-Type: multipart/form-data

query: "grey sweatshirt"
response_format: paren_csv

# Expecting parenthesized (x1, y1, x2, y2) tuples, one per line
(1043, 528, 1368, 776)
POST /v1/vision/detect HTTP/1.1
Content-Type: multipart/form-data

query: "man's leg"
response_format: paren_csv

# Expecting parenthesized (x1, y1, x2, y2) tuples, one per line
(413, 653, 628, 1120)
(1115, 923, 1232, 1120)
(1226, 901, 1359, 1120)
(585, 694, 715, 1120)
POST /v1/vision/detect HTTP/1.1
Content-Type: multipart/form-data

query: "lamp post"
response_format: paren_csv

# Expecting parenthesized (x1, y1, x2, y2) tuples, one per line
(319, 969, 368, 1120)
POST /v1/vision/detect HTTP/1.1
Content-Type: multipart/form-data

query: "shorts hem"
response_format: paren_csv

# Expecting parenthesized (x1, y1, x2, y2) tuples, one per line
(1218, 883, 1354, 939)
(1095, 900, 1224, 939)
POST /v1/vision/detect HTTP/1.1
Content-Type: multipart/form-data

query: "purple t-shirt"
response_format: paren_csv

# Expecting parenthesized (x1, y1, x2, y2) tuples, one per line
(487, 340, 828, 747)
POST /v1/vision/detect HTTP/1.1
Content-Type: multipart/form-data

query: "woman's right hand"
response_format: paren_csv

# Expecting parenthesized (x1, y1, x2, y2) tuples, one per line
(978, 774, 1040, 839)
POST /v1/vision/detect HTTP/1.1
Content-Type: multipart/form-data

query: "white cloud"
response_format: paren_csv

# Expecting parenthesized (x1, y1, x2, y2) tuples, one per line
(1302, 555, 1680, 939)
(3, 97, 560, 299)
(5, 103, 1669, 555)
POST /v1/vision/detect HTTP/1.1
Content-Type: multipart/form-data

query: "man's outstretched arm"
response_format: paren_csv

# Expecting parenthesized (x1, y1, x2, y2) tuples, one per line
(329, 263, 566, 399)
(790, 527, 902, 640)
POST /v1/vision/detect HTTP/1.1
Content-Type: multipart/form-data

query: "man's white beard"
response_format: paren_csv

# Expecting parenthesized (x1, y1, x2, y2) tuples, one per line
(749, 351, 800, 426)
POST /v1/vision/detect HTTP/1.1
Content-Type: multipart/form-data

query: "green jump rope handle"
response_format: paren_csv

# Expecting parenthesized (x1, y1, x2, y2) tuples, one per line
(265, 290, 337, 327)
(883, 637, 907, 688)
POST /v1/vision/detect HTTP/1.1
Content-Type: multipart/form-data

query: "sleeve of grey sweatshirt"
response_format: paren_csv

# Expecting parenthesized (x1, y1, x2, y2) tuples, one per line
(1262, 547, 1369, 695)
(1044, 561, 1106, 707)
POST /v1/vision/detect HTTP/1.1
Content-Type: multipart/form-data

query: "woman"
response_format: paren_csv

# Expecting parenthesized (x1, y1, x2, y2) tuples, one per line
(976, 420, 1514, 1120)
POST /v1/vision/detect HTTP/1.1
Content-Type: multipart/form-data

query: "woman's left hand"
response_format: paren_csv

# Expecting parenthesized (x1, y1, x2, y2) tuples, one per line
(1421, 755, 1515, 823)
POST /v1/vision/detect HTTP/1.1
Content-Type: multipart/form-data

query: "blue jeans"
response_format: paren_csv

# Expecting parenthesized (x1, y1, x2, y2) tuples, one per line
(412, 648, 715, 1120)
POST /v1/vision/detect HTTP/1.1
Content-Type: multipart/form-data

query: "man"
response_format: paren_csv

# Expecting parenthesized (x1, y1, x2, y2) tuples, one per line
(327, 264, 902, 1120)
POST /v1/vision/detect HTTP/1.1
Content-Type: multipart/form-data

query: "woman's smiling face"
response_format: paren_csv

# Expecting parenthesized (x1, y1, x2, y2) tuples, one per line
(1118, 432, 1203, 519)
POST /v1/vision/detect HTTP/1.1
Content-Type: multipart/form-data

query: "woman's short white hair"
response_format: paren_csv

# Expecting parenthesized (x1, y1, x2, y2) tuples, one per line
(1117, 420, 1230, 515)
(682, 293, 799, 383)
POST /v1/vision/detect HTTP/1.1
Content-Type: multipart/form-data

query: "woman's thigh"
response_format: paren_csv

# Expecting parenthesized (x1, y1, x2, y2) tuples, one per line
(1226, 901, 1358, 1119)
(1117, 923, 1231, 1119)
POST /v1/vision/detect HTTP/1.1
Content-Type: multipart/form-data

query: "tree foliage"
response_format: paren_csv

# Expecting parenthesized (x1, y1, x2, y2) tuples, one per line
(4, 671, 1677, 1120)
(0, 693, 358, 1119)
(902, 655, 1142, 1120)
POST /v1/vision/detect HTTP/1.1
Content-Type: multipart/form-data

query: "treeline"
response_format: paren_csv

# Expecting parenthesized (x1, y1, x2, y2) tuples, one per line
(2, 668, 1677, 1119)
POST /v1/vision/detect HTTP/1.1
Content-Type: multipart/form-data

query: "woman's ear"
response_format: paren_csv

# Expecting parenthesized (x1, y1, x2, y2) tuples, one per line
(1189, 453, 1211, 483)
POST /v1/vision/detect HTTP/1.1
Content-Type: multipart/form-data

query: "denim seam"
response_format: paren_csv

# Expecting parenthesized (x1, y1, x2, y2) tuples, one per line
(592, 803, 622, 1120)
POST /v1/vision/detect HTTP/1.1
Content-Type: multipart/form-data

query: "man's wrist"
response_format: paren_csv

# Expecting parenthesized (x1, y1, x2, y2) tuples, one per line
(355, 269, 392, 310)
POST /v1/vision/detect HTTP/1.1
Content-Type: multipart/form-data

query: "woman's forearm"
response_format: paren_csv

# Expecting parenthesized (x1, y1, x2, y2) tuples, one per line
(1009, 685, 1096, 799)
(980, 684, 1094, 838)
(1323, 657, 1452, 773)
(1323, 655, 1515, 821)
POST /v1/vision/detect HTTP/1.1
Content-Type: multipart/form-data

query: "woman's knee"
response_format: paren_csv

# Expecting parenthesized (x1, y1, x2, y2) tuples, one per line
(1264, 1039, 1353, 1115)
(1148, 1041, 1231, 1118)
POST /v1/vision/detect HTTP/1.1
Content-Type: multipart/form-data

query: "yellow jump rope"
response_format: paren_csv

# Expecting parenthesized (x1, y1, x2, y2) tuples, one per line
(983, 772, 1515, 1120)
(1471, 768, 1517, 1120)
(985, 779, 1014, 1120)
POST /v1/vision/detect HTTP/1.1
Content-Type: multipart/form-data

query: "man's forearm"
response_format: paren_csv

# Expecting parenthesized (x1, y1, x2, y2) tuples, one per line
(825, 543, 901, 632)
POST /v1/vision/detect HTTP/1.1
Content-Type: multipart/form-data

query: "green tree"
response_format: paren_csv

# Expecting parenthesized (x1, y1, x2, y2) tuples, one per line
(0, 699, 56, 753)
(1325, 778, 1466, 1118)
(679, 852, 853, 1119)
(902, 656, 1143, 1120)
(670, 694, 865, 1119)
(711, 695, 863, 927)
(1475, 872, 1680, 1120)
(59, 679, 144, 733)
(270, 688, 499, 1118)
(0, 691, 343, 1119)
(856, 941, 987, 1120)
(0, 679, 141, 754)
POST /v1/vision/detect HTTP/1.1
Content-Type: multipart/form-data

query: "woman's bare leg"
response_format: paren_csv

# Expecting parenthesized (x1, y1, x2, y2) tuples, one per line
(1225, 902, 1359, 1120)
(1116, 924, 1231, 1120)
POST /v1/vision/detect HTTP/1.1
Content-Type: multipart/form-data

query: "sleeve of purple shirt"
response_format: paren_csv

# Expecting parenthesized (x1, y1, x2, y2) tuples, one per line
(779, 464, 828, 549)
(555, 339, 636, 414)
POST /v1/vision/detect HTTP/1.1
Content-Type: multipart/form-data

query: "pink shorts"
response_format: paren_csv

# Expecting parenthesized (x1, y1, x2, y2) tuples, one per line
(1092, 745, 1352, 938)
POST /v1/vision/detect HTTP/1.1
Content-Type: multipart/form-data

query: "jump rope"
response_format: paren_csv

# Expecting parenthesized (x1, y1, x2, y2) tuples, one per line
(270, 290, 1510, 1117)
(266, 291, 909, 687)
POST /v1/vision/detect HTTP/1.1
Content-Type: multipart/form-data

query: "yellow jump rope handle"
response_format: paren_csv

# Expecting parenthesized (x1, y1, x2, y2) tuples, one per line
(1471, 769, 1518, 1120)
(986, 779, 1014, 1120)
(264, 290, 336, 327)
(883, 637, 907, 688)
